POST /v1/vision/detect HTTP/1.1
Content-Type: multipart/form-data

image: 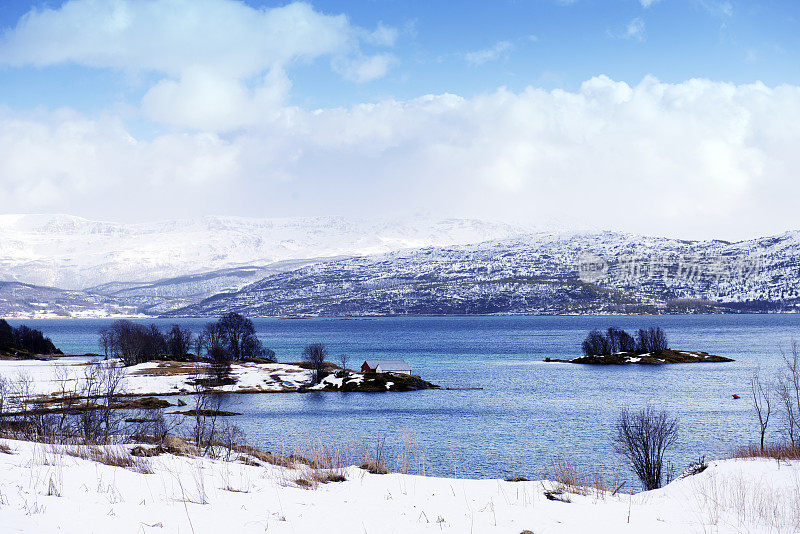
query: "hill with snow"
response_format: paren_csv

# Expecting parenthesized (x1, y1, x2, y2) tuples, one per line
(0, 214, 529, 290)
(2, 215, 800, 318)
(170, 230, 800, 317)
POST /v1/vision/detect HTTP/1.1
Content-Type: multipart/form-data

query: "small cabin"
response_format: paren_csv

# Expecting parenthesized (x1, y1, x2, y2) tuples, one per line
(361, 359, 412, 375)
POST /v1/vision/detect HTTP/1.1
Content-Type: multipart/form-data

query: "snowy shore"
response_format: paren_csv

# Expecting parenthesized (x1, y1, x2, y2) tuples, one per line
(0, 357, 433, 403)
(0, 438, 798, 533)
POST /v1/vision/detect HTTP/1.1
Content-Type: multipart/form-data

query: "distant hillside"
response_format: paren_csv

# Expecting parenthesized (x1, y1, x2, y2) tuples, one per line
(3, 225, 800, 318)
(0, 214, 529, 290)
(0, 282, 138, 319)
(165, 231, 800, 317)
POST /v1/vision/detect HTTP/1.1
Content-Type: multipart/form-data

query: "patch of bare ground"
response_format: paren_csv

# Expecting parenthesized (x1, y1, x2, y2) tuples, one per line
(129, 361, 203, 376)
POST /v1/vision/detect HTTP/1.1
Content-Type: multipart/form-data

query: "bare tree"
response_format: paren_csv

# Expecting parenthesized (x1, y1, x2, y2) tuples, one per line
(751, 367, 772, 452)
(106, 320, 167, 366)
(78, 364, 102, 442)
(98, 327, 112, 360)
(777, 342, 800, 447)
(12, 372, 34, 438)
(98, 362, 126, 443)
(613, 407, 679, 490)
(0, 376, 6, 431)
(303, 344, 328, 384)
(166, 325, 193, 360)
(339, 353, 349, 371)
(189, 370, 222, 456)
(220, 422, 245, 461)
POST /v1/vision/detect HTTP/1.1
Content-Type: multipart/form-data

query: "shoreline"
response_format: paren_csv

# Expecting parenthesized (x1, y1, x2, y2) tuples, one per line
(5, 310, 800, 321)
(0, 357, 439, 414)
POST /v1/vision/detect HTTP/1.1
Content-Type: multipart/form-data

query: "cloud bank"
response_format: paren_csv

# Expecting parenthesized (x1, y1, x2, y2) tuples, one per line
(0, 1, 798, 240)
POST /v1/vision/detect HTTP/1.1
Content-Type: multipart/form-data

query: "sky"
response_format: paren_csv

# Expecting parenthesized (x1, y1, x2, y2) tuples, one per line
(0, 0, 798, 240)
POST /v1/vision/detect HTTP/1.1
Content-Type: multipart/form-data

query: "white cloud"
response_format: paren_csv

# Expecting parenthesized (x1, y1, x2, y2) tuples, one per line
(464, 41, 514, 66)
(639, 0, 663, 7)
(625, 18, 646, 41)
(696, 0, 733, 17)
(0, 0, 395, 131)
(0, 0, 357, 77)
(1, 76, 799, 240)
(607, 18, 646, 42)
(333, 54, 395, 83)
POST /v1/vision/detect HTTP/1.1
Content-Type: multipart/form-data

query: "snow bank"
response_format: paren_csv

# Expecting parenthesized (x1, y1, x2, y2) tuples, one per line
(0, 438, 798, 533)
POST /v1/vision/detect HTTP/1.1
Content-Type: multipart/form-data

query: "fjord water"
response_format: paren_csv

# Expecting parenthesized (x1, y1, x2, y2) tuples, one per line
(15, 315, 799, 481)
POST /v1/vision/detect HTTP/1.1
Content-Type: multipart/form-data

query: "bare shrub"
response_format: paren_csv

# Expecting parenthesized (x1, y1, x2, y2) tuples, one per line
(613, 406, 678, 490)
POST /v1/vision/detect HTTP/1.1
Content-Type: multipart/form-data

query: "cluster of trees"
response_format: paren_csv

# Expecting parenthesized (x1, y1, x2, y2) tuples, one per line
(99, 313, 275, 367)
(0, 319, 61, 355)
(581, 326, 668, 356)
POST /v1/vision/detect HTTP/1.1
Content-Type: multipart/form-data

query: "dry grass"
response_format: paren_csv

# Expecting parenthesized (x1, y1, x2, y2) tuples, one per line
(692, 470, 800, 532)
(65, 445, 153, 474)
(230, 443, 312, 468)
(546, 457, 624, 498)
(731, 443, 800, 460)
(359, 461, 389, 475)
(129, 361, 204, 377)
(0, 442, 13, 454)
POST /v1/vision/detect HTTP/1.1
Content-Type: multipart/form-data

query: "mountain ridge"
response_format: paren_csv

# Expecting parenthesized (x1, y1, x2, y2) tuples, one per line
(2, 216, 800, 318)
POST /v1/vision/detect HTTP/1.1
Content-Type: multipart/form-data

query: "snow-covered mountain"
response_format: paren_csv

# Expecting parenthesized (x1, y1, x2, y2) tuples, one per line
(167, 231, 800, 317)
(0, 214, 530, 290)
(3, 214, 800, 318)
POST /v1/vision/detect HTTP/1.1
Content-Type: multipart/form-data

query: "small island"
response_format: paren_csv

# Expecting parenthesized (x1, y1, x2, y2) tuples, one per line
(545, 326, 733, 365)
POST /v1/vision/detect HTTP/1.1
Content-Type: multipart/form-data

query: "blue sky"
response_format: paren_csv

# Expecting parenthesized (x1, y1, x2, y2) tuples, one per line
(1, 1, 797, 111)
(0, 0, 798, 239)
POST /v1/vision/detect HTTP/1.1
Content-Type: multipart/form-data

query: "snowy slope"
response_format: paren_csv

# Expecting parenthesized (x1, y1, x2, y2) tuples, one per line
(4, 215, 800, 318)
(0, 214, 529, 290)
(172, 230, 800, 317)
(0, 438, 798, 533)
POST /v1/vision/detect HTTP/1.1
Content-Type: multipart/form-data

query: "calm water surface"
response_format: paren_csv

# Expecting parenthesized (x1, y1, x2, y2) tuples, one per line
(11, 315, 799, 481)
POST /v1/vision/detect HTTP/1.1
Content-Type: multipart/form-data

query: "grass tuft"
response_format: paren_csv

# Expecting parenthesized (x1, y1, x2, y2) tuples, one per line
(730, 443, 800, 460)
(66, 445, 153, 474)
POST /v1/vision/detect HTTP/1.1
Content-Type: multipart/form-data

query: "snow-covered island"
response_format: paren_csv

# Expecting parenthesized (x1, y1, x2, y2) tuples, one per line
(0, 356, 438, 411)
(546, 349, 734, 365)
(0, 437, 796, 533)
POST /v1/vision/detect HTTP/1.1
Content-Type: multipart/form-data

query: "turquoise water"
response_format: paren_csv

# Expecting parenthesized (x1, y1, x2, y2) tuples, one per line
(10, 315, 799, 480)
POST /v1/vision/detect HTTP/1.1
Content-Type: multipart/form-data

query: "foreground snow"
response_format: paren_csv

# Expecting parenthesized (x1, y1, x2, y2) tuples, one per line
(0, 439, 798, 533)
